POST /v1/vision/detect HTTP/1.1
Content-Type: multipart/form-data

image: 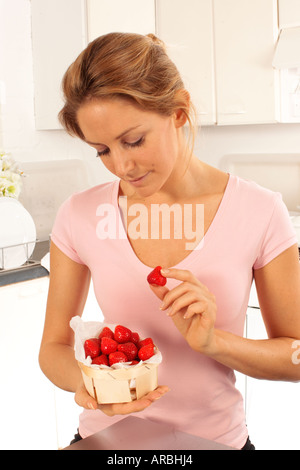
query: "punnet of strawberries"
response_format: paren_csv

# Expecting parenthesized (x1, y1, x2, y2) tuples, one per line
(84, 324, 157, 367)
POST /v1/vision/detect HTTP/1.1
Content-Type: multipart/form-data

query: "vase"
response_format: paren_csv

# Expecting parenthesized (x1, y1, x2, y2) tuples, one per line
(0, 197, 36, 270)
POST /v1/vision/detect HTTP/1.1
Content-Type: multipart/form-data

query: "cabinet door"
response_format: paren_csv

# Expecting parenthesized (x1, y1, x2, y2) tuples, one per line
(156, 0, 216, 125)
(214, 0, 279, 125)
(279, 0, 300, 28)
(31, 0, 87, 130)
(0, 278, 58, 450)
(245, 308, 300, 450)
(87, 0, 155, 41)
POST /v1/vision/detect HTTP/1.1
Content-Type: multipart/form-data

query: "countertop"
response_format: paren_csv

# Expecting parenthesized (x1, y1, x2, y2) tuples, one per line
(64, 416, 236, 451)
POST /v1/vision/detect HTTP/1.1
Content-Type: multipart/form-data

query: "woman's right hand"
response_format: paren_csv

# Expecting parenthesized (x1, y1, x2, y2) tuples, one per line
(75, 380, 170, 416)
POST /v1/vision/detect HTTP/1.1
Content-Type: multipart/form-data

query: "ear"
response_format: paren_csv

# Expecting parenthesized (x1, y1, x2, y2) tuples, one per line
(173, 89, 191, 128)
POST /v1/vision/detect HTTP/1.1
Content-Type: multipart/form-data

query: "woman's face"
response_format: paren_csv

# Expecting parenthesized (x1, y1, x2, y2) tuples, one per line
(76, 98, 186, 199)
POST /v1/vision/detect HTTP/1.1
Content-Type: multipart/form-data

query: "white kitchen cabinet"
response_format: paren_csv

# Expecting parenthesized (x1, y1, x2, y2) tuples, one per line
(31, 0, 87, 130)
(156, 0, 216, 126)
(31, 0, 283, 128)
(31, 0, 155, 130)
(245, 307, 300, 450)
(278, 0, 300, 28)
(0, 275, 100, 450)
(87, 0, 155, 41)
(54, 280, 102, 449)
(157, 0, 280, 126)
(0, 277, 57, 450)
(214, 0, 280, 125)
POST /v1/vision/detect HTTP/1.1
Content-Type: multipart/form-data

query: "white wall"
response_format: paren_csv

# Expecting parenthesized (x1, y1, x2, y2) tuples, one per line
(0, 0, 113, 187)
(1, 0, 300, 184)
(196, 122, 300, 169)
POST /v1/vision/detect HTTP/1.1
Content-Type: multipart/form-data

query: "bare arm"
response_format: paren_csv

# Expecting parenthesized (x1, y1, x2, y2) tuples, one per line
(155, 244, 300, 382)
(211, 244, 300, 381)
(39, 242, 91, 392)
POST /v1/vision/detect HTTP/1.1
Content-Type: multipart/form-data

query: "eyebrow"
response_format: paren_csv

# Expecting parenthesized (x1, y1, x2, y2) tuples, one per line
(85, 125, 142, 146)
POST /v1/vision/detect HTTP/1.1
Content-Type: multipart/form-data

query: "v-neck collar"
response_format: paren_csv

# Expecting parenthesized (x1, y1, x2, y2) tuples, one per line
(110, 174, 235, 270)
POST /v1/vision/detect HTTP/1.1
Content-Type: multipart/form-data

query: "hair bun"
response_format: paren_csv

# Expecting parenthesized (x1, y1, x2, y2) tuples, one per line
(146, 33, 167, 51)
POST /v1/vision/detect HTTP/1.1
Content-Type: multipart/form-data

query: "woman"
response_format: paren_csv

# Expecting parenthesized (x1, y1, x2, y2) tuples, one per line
(39, 33, 300, 450)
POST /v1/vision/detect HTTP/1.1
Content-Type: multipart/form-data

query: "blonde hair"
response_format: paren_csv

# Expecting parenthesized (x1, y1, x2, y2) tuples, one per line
(59, 32, 196, 150)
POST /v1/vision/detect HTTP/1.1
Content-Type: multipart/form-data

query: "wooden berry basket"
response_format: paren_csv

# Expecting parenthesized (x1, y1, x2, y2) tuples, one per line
(78, 361, 159, 404)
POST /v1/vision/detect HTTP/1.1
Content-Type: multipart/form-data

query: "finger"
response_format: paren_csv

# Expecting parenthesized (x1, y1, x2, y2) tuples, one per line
(98, 385, 170, 416)
(149, 284, 169, 301)
(160, 282, 194, 311)
(75, 384, 98, 411)
(161, 268, 202, 286)
(183, 301, 207, 320)
(166, 292, 202, 317)
(146, 385, 170, 400)
(99, 399, 151, 417)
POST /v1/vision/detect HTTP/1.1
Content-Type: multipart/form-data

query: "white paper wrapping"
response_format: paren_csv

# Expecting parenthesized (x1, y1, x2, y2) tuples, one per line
(70, 316, 162, 371)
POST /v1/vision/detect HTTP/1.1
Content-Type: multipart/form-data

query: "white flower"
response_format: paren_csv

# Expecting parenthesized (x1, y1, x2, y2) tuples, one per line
(0, 151, 23, 199)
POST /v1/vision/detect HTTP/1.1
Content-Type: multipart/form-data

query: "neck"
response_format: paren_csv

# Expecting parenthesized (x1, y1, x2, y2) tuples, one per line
(158, 154, 204, 202)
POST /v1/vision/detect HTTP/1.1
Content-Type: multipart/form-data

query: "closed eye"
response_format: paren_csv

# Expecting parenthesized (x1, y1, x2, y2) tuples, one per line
(96, 136, 144, 158)
(124, 136, 144, 149)
(97, 148, 110, 157)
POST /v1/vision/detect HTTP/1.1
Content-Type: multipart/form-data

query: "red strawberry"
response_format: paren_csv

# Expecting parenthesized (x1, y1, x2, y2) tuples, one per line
(138, 337, 154, 349)
(92, 354, 109, 366)
(117, 342, 138, 361)
(99, 326, 114, 340)
(138, 343, 155, 361)
(114, 325, 132, 343)
(131, 332, 140, 345)
(84, 338, 101, 359)
(109, 351, 128, 366)
(101, 337, 118, 355)
(129, 360, 139, 365)
(147, 266, 167, 286)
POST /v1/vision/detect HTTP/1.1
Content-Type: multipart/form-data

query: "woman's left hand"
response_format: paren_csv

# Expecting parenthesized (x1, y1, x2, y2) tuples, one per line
(150, 268, 217, 354)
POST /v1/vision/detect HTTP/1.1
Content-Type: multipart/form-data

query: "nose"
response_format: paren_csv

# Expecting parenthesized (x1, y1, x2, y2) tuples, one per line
(112, 150, 136, 179)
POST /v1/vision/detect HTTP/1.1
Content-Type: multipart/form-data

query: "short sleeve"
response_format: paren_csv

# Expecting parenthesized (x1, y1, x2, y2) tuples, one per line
(51, 196, 85, 264)
(253, 193, 298, 270)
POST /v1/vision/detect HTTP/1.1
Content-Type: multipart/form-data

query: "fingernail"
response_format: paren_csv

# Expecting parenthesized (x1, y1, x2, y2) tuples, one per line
(159, 302, 165, 310)
(88, 402, 96, 410)
(161, 269, 169, 275)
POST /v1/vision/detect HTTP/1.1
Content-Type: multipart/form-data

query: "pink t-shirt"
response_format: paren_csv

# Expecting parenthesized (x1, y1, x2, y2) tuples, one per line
(51, 174, 297, 448)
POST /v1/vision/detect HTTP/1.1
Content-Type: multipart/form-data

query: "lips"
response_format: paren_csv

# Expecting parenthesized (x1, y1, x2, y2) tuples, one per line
(127, 172, 151, 185)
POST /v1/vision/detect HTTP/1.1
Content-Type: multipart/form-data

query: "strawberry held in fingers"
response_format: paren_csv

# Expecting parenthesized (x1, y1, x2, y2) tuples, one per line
(147, 266, 167, 286)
